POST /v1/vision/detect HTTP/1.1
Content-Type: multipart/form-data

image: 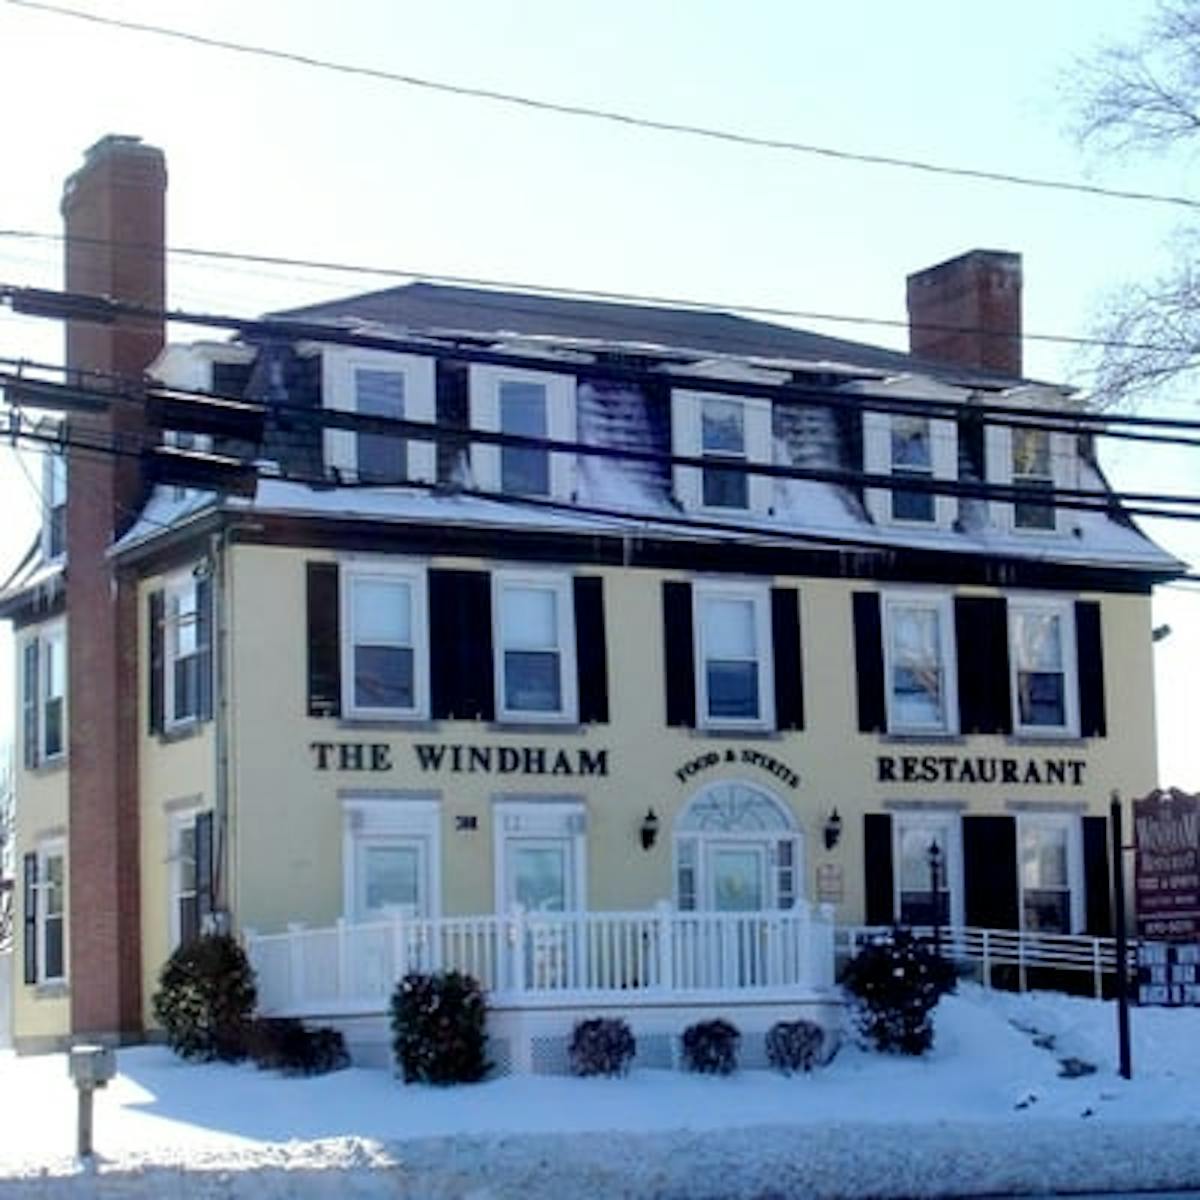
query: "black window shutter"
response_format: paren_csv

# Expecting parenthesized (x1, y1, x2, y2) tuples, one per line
(23, 851, 37, 985)
(771, 587, 804, 731)
(1075, 601, 1107, 738)
(196, 576, 213, 722)
(852, 592, 886, 733)
(22, 640, 39, 769)
(863, 813, 894, 925)
(195, 810, 215, 921)
(1083, 815, 1112, 936)
(306, 563, 341, 718)
(574, 577, 609, 724)
(662, 581, 695, 728)
(429, 569, 494, 720)
(955, 597, 1012, 734)
(149, 589, 165, 734)
(963, 815, 1019, 930)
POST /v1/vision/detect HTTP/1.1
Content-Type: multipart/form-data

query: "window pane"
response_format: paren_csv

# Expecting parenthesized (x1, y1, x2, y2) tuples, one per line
(500, 381, 550, 496)
(44, 915, 64, 980)
(1018, 672, 1065, 726)
(891, 417, 932, 470)
(712, 848, 763, 912)
(364, 844, 420, 914)
(701, 399, 744, 455)
(174, 655, 199, 720)
(892, 484, 934, 522)
(703, 598, 756, 659)
(1013, 428, 1051, 477)
(1022, 825, 1068, 889)
(502, 587, 557, 649)
(1014, 612, 1066, 726)
(179, 826, 196, 894)
(173, 588, 198, 658)
(43, 697, 63, 758)
(890, 605, 944, 725)
(504, 650, 561, 712)
(899, 827, 944, 891)
(1014, 612, 1063, 670)
(707, 661, 759, 718)
(355, 645, 414, 708)
(1023, 890, 1069, 933)
(179, 897, 199, 946)
(354, 579, 412, 645)
(512, 845, 566, 912)
(702, 465, 749, 509)
(1015, 478, 1055, 530)
(356, 369, 406, 483)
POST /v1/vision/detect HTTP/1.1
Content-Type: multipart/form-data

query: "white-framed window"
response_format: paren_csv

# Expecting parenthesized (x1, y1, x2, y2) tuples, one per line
(672, 391, 772, 515)
(22, 623, 66, 767)
(863, 409, 958, 529)
(892, 811, 962, 927)
(1017, 812, 1083, 934)
(693, 581, 774, 730)
(986, 416, 1078, 535)
(493, 571, 577, 723)
(342, 795, 441, 921)
(469, 365, 576, 500)
(493, 798, 586, 914)
(164, 572, 211, 729)
(168, 807, 202, 949)
(41, 448, 66, 561)
(882, 591, 958, 735)
(36, 838, 66, 985)
(1008, 598, 1078, 737)
(162, 429, 214, 501)
(341, 562, 430, 720)
(323, 347, 436, 485)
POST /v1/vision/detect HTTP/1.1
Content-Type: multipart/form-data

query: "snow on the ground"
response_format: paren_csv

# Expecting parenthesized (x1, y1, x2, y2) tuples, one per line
(3, 985, 1200, 1197)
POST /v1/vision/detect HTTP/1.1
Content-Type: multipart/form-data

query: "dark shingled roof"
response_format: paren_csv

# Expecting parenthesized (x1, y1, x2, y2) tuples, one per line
(274, 282, 1036, 391)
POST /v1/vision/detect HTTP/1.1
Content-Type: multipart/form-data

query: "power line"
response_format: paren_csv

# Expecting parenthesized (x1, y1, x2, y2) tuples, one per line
(6, 0, 1199, 213)
(0, 226, 1185, 359)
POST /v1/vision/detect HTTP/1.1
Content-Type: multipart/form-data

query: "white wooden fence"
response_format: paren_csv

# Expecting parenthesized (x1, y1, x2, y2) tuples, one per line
(247, 902, 837, 1017)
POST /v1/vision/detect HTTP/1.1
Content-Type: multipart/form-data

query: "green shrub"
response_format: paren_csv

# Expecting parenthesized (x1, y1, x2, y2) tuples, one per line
(246, 1017, 350, 1076)
(681, 1018, 740, 1075)
(390, 970, 489, 1084)
(568, 1017, 636, 1077)
(152, 933, 257, 1062)
(765, 1019, 828, 1074)
(841, 927, 956, 1055)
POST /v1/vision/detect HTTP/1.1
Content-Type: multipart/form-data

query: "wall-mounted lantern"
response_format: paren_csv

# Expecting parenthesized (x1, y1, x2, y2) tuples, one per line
(640, 808, 660, 851)
(823, 808, 843, 851)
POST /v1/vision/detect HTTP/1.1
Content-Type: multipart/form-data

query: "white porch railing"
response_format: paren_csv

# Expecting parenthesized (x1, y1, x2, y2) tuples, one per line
(838, 925, 1127, 998)
(246, 902, 837, 1017)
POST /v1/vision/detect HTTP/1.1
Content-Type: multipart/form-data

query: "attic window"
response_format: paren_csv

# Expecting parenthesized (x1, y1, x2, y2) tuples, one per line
(862, 409, 958, 530)
(671, 391, 772, 515)
(42, 450, 66, 561)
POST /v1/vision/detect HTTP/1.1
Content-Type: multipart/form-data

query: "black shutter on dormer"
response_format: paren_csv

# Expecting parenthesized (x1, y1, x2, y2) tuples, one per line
(306, 563, 341, 718)
(22, 640, 39, 769)
(574, 576, 608, 724)
(196, 576, 213, 722)
(864, 813, 894, 926)
(149, 589, 165, 734)
(429, 569, 494, 720)
(1083, 815, 1112, 936)
(1075, 601, 1107, 738)
(662, 581, 695, 727)
(195, 810, 215, 922)
(771, 587, 804, 731)
(23, 852, 37, 985)
(852, 592, 886, 733)
(963, 816, 1019, 930)
(955, 597, 1012, 735)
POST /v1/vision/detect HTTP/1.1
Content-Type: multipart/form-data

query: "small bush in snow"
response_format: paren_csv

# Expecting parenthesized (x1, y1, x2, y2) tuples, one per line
(390, 970, 489, 1085)
(841, 927, 956, 1056)
(246, 1017, 350, 1076)
(765, 1019, 827, 1074)
(152, 933, 257, 1063)
(681, 1018, 740, 1075)
(568, 1017, 636, 1077)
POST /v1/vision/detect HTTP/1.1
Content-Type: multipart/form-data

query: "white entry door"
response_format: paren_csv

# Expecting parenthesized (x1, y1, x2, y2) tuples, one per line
(706, 841, 769, 912)
(504, 838, 577, 913)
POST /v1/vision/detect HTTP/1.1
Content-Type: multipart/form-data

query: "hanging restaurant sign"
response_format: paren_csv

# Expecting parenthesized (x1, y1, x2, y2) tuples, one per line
(1134, 787, 1200, 942)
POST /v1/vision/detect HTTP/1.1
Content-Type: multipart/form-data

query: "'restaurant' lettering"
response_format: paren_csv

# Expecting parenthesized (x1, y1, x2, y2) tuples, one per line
(876, 754, 1086, 787)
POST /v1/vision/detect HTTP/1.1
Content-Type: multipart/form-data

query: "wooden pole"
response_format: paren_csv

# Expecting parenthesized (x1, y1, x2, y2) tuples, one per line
(1111, 790, 1132, 1080)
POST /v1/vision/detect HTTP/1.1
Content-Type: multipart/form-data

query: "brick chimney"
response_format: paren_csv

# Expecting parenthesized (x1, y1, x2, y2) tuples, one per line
(62, 135, 166, 1040)
(906, 249, 1022, 378)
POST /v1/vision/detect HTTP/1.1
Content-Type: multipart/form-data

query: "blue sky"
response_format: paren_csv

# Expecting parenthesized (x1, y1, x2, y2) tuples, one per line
(0, 0, 1195, 786)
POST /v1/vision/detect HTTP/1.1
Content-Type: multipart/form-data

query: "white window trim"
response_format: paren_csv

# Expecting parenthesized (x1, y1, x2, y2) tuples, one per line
(891, 811, 964, 929)
(692, 580, 775, 731)
(671, 390, 773, 516)
(469, 364, 576, 500)
(492, 797, 587, 914)
(24, 622, 67, 765)
(863, 410, 958, 530)
(167, 805, 202, 950)
(881, 590, 959, 736)
(163, 569, 207, 731)
(1007, 595, 1079, 738)
(342, 795, 441, 922)
(36, 837, 66, 985)
(323, 347, 436, 485)
(341, 560, 431, 721)
(41, 448, 66, 563)
(986, 422, 1078, 536)
(492, 570, 578, 725)
(1016, 811, 1084, 934)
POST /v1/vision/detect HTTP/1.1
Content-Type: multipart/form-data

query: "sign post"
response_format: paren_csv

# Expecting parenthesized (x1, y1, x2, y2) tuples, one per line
(1110, 792, 1131, 1080)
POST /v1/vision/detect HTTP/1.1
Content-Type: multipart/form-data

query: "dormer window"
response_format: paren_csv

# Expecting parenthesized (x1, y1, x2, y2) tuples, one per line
(323, 348, 436, 486)
(863, 408, 957, 529)
(470, 365, 576, 500)
(986, 413, 1078, 536)
(672, 391, 772, 515)
(42, 450, 66, 561)
(1011, 427, 1055, 531)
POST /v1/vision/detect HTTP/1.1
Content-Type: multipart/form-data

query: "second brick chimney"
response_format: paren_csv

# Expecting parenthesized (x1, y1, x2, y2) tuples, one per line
(906, 249, 1023, 378)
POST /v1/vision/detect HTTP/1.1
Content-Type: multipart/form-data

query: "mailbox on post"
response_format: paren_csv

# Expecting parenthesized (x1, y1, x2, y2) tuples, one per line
(68, 1044, 116, 1158)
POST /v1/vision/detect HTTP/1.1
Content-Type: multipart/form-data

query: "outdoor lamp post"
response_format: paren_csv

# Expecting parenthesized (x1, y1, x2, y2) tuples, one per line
(927, 839, 943, 960)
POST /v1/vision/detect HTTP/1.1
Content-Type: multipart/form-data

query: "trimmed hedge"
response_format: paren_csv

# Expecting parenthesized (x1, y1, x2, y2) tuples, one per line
(765, 1019, 827, 1074)
(390, 971, 489, 1084)
(246, 1018, 350, 1076)
(568, 1017, 636, 1077)
(681, 1018, 740, 1075)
